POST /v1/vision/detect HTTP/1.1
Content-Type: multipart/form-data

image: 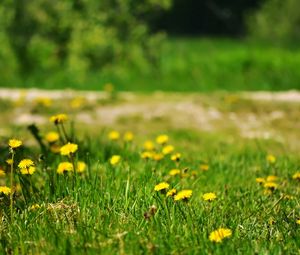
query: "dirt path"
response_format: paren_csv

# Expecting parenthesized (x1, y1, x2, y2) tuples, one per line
(1, 88, 300, 102)
(0, 88, 299, 150)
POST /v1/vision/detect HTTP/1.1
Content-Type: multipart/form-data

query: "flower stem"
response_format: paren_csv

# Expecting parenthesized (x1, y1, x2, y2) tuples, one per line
(10, 151, 15, 222)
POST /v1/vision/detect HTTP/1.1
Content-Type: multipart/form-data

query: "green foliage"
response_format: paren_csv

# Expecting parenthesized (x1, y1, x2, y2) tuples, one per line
(4, 38, 300, 91)
(0, 0, 172, 85)
(247, 0, 300, 44)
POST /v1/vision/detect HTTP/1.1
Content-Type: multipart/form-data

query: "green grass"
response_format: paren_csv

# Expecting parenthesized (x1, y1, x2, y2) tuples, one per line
(3, 38, 300, 91)
(0, 92, 300, 254)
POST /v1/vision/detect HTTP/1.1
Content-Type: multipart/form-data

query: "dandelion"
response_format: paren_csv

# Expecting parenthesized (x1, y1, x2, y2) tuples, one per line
(162, 145, 174, 155)
(156, 135, 168, 145)
(153, 153, 164, 161)
(256, 177, 265, 184)
(141, 151, 153, 159)
(50, 114, 68, 124)
(200, 164, 209, 171)
(30, 204, 41, 211)
(6, 159, 13, 165)
(202, 192, 217, 201)
(166, 189, 177, 197)
(60, 142, 78, 156)
(20, 166, 36, 175)
(174, 190, 192, 201)
(191, 170, 198, 177)
(35, 97, 52, 107)
(296, 219, 300, 225)
(154, 182, 169, 192)
(18, 159, 34, 169)
(45, 132, 59, 143)
(266, 175, 277, 182)
(57, 162, 73, 174)
(77, 161, 87, 173)
(143, 140, 155, 151)
(124, 131, 134, 142)
(292, 172, 300, 181)
(8, 139, 22, 149)
(70, 97, 84, 109)
(264, 182, 278, 191)
(266, 154, 276, 164)
(209, 228, 232, 243)
(0, 169, 6, 177)
(108, 131, 120, 140)
(169, 169, 181, 176)
(0, 186, 11, 195)
(171, 153, 181, 161)
(110, 155, 121, 166)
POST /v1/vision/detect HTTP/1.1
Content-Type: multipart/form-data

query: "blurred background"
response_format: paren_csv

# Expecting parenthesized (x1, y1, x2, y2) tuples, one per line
(0, 0, 299, 91)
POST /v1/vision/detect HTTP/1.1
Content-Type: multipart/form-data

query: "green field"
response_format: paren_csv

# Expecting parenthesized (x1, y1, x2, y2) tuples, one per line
(3, 38, 300, 92)
(0, 91, 299, 254)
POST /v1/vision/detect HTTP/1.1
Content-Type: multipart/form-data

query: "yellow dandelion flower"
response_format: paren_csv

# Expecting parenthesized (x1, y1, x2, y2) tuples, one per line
(143, 140, 155, 151)
(0, 186, 11, 195)
(124, 131, 134, 142)
(6, 159, 13, 165)
(18, 159, 34, 169)
(35, 97, 52, 107)
(209, 228, 232, 243)
(154, 182, 169, 192)
(202, 192, 217, 202)
(255, 177, 265, 184)
(110, 155, 121, 166)
(296, 219, 300, 225)
(171, 153, 181, 161)
(50, 114, 68, 124)
(266, 154, 276, 164)
(20, 166, 36, 175)
(8, 139, 22, 149)
(57, 162, 73, 174)
(174, 190, 192, 201)
(0, 169, 6, 177)
(166, 189, 177, 197)
(156, 135, 169, 145)
(141, 151, 153, 159)
(77, 161, 87, 173)
(108, 131, 120, 140)
(60, 142, 78, 156)
(45, 131, 59, 143)
(264, 182, 278, 190)
(200, 164, 209, 171)
(70, 97, 84, 109)
(292, 172, 300, 181)
(162, 145, 174, 155)
(191, 170, 198, 177)
(30, 204, 41, 211)
(266, 175, 277, 182)
(169, 169, 181, 176)
(153, 153, 164, 161)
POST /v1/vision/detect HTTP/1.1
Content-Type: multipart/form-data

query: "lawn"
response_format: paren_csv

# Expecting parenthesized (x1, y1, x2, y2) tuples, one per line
(2, 38, 300, 91)
(0, 90, 299, 254)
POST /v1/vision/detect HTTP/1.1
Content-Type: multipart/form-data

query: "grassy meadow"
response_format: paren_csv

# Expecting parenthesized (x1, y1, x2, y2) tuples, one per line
(3, 38, 300, 92)
(0, 90, 299, 254)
